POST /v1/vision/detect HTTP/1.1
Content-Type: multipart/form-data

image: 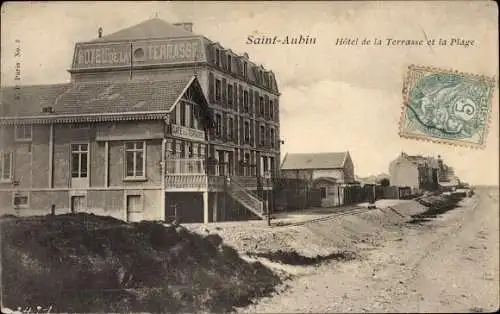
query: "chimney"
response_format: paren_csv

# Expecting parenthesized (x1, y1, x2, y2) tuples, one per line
(98, 27, 103, 38)
(173, 22, 193, 32)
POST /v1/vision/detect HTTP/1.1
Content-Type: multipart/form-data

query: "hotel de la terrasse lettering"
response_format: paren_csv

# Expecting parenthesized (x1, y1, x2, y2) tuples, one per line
(73, 38, 203, 69)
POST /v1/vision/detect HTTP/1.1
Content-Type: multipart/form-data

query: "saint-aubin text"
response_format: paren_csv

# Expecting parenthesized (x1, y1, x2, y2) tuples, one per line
(246, 35, 317, 45)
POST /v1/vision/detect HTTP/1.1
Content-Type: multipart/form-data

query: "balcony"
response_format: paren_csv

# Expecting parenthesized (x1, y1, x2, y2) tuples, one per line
(164, 158, 274, 192)
(165, 158, 225, 191)
(170, 124, 205, 142)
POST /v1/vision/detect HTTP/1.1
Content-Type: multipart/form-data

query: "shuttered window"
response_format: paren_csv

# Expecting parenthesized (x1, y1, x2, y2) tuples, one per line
(0, 152, 13, 181)
(233, 83, 238, 110)
(208, 72, 214, 102)
(227, 84, 233, 107)
(238, 85, 243, 111)
(215, 79, 221, 103)
(222, 78, 227, 106)
(249, 89, 254, 113)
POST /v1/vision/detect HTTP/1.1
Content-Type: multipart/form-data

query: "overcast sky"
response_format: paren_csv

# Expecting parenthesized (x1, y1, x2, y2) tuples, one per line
(1, 1, 498, 185)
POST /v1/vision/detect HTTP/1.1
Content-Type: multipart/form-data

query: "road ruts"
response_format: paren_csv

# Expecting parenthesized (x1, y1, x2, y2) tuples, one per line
(239, 188, 499, 313)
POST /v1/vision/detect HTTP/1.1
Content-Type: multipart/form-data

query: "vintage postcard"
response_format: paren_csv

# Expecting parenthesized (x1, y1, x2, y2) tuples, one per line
(1, 1, 498, 314)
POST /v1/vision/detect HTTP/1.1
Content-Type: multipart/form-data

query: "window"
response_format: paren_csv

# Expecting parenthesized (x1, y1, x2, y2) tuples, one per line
(269, 156, 275, 177)
(244, 121, 250, 144)
(228, 152, 234, 175)
(14, 195, 28, 207)
(320, 187, 327, 199)
(227, 55, 232, 72)
(260, 126, 265, 146)
(187, 143, 194, 172)
(238, 85, 243, 110)
(215, 79, 221, 103)
(180, 141, 186, 158)
(228, 118, 234, 140)
(180, 102, 186, 127)
(215, 49, 220, 67)
(15, 125, 32, 141)
(42, 106, 54, 113)
(243, 90, 249, 112)
(233, 83, 238, 107)
(1, 152, 13, 181)
(71, 144, 88, 178)
(270, 100, 274, 119)
(125, 142, 145, 179)
(262, 156, 269, 173)
(244, 153, 250, 176)
(209, 72, 215, 102)
(243, 61, 247, 78)
(217, 150, 226, 176)
(270, 128, 275, 148)
(188, 143, 194, 158)
(222, 79, 227, 105)
(249, 89, 254, 113)
(227, 84, 233, 106)
(259, 97, 264, 116)
(215, 114, 222, 137)
(189, 103, 196, 129)
(265, 96, 269, 118)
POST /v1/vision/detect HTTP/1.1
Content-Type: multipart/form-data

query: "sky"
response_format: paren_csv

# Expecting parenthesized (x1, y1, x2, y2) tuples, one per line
(1, 1, 499, 185)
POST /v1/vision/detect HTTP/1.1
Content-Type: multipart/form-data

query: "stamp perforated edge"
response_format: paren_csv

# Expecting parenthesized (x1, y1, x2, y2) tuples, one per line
(398, 64, 497, 149)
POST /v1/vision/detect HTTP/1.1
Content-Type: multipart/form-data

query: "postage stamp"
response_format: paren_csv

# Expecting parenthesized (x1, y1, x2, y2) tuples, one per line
(400, 65, 496, 148)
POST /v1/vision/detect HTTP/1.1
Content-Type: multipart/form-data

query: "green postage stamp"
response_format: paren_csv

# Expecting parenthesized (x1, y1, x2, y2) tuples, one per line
(400, 65, 496, 148)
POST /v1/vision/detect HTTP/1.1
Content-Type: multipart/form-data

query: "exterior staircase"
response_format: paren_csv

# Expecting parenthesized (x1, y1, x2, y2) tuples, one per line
(226, 177, 268, 220)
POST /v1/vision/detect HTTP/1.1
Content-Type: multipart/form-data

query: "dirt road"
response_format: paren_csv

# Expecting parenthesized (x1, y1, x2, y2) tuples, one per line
(239, 187, 499, 313)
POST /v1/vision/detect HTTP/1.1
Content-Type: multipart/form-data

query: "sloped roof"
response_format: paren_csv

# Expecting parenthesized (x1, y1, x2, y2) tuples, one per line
(90, 18, 196, 43)
(281, 152, 349, 170)
(1, 75, 196, 119)
(1, 84, 71, 117)
(398, 153, 440, 168)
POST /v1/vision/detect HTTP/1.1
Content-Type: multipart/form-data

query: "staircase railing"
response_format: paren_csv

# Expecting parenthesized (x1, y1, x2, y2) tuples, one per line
(231, 176, 266, 202)
(227, 177, 267, 218)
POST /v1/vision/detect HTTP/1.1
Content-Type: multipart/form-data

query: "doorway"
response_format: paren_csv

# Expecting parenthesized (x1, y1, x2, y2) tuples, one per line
(70, 195, 85, 213)
(126, 194, 143, 222)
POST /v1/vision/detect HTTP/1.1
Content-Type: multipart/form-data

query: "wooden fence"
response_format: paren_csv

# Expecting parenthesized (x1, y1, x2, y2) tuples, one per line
(274, 178, 416, 211)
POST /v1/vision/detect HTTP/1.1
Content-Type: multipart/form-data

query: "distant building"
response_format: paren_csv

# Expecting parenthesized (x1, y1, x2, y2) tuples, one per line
(356, 173, 390, 186)
(281, 151, 355, 183)
(389, 152, 443, 192)
(280, 152, 355, 207)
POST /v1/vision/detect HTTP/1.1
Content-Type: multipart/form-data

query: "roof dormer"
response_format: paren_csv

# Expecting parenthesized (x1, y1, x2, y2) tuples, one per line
(211, 42, 224, 68)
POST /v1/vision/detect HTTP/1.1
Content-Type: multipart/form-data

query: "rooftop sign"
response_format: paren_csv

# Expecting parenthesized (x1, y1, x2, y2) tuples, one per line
(71, 38, 205, 71)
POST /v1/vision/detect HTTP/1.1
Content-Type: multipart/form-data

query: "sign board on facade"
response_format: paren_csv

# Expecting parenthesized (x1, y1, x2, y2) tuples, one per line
(72, 38, 206, 70)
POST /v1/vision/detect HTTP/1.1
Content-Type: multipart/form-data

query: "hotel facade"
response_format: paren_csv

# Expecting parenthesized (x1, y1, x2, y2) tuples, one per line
(0, 19, 281, 223)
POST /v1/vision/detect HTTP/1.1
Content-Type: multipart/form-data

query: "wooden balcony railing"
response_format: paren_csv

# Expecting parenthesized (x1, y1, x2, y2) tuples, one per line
(164, 158, 275, 190)
(166, 158, 205, 175)
(165, 174, 209, 190)
(170, 124, 205, 141)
